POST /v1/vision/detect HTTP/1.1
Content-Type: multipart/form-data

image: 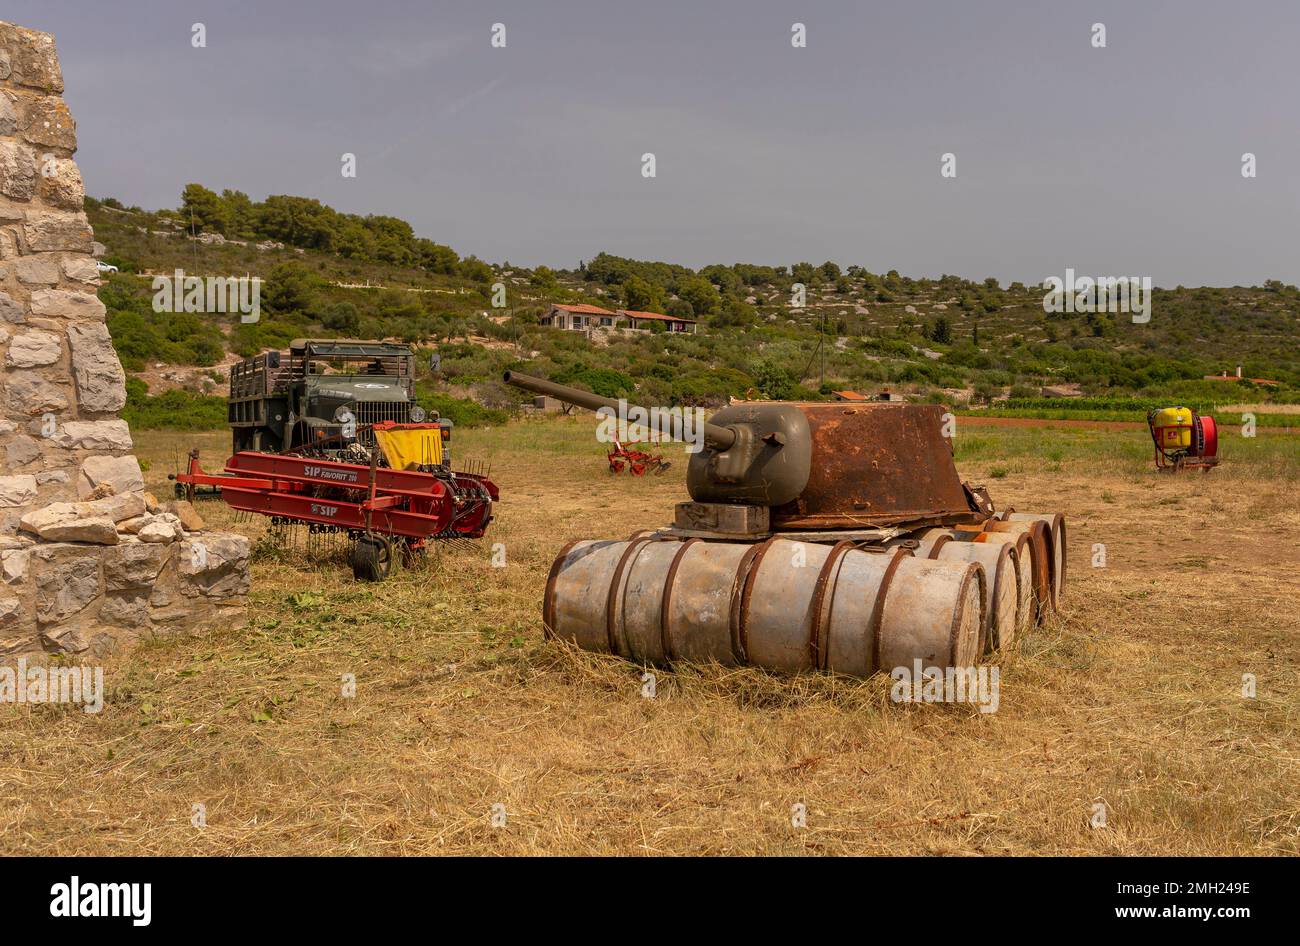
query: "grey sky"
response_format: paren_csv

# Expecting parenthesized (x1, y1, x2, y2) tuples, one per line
(9, 0, 1299, 286)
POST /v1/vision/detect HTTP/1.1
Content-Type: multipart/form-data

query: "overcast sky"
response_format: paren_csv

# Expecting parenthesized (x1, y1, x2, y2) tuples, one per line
(7, 0, 1299, 286)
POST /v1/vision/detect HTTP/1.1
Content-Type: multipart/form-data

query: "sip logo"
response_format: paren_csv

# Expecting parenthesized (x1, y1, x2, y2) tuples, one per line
(310, 503, 339, 517)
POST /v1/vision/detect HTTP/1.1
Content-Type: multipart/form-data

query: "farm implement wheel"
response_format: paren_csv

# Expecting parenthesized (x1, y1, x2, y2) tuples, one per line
(352, 534, 393, 582)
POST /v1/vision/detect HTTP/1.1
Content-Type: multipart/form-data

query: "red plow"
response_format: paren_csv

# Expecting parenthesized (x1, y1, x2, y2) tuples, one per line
(173, 449, 497, 580)
(607, 439, 670, 476)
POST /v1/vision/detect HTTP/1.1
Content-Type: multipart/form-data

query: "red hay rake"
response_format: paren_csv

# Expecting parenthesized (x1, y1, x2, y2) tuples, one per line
(607, 439, 670, 476)
(173, 448, 497, 580)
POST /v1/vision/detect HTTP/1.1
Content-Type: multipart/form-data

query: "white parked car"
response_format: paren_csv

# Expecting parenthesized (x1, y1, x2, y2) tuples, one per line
(96, 261, 119, 273)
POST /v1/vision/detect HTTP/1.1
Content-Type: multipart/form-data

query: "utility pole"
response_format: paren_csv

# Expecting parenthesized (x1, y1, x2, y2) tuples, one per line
(820, 310, 827, 390)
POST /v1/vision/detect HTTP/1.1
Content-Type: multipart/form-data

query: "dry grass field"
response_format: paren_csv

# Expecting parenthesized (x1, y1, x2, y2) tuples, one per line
(2, 415, 1297, 855)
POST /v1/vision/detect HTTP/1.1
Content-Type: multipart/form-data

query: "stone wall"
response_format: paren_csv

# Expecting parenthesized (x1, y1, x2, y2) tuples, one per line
(0, 21, 248, 659)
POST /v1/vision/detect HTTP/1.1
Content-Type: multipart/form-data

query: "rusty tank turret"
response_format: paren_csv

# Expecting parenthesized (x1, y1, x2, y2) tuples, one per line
(504, 371, 1067, 676)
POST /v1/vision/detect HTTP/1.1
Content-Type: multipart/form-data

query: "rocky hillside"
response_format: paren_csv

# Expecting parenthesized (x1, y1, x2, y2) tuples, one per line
(88, 191, 1300, 423)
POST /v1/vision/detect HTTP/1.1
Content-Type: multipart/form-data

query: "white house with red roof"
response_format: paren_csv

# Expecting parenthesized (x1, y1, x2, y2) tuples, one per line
(617, 309, 698, 334)
(540, 302, 620, 330)
(540, 303, 698, 335)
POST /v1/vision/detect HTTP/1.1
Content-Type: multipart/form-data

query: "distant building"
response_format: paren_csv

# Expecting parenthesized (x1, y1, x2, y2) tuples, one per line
(1040, 385, 1084, 398)
(617, 309, 698, 334)
(833, 389, 903, 402)
(540, 303, 620, 330)
(1203, 367, 1280, 386)
(540, 302, 698, 334)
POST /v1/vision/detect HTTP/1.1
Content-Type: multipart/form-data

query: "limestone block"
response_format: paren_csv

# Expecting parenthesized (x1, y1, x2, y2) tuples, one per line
(29, 287, 105, 320)
(178, 533, 250, 598)
(3, 370, 67, 412)
(14, 254, 59, 284)
(162, 499, 205, 531)
(0, 474, 37, 506)
(1, 547, 28, 583)
(39, 625, 88, 654)
(0, 24, 64, 92)
(99, 591, 149, 628)
(102, 541, 167, 591)
(77, 454, 143, 497)
(0, 289, 23, 323)
(18, 95, 75, 150)
(0, 595, 21, 627)
(0, 138, 35, 200)
(138, 519, 181, 544)
(21, 510, 117, 544)
(33, 550, 100, 624)
(36, 154, 81, 208)
(5, 328, 60, 366)
(19, 491, 145, 542)
(6, 434, 40, 466)
(61, 255, 97, 284)
(21, 211, 91, 253)
(49, 419, 132, 450)
(66, 321, 126, 411)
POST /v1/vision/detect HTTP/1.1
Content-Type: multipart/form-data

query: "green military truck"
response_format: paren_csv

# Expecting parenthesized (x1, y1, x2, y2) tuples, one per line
(227, 339, 426, 454)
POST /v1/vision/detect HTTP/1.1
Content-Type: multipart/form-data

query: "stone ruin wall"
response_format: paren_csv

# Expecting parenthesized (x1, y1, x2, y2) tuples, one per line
(0, 22, 249, 660)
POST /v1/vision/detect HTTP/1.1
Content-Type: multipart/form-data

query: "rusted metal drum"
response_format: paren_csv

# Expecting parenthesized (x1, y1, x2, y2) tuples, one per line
(612, 538, 689, 663)
(932, 540, 1019, 652)
(544, 539, 638, 652)
(980, 519, 1054, 615)
(873, 555, 985, 671)
(819, 546, 907, 675)
(544, 536, 986, 676)
(964, 530, 1037, 634)
(740, 539, 836, 671)
(1005, 512, 1066, 607)
(660, 539, 752, 665)
(895, 527, 953, 559)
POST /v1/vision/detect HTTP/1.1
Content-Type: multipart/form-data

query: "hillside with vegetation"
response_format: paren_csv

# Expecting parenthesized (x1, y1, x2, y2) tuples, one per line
(90, 185, 1300, 431)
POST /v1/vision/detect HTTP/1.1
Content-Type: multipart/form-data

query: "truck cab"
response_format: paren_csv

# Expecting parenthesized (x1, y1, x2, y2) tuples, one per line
(228, 339, 426, 454)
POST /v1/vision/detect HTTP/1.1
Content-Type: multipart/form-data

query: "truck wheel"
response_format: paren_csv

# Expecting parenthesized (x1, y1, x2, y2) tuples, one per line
(352, 535, 393, 582)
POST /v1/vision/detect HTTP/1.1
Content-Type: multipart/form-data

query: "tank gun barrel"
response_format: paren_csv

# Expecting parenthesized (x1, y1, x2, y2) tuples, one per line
(503, 370, 737, 450)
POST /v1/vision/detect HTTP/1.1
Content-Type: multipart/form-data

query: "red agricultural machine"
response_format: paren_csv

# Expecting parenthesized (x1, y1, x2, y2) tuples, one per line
(607, 439, 670, 476)
(173, 340, 498, 580)
(1147, 406, 1220, 473)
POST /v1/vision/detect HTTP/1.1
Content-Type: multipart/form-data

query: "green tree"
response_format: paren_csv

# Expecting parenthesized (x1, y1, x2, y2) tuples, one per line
(262, 262, 319, 318)
(181, 183, 231, 234)
(622, 275, 664, 312)
(677, 276, 720, 318)
(931, 316, 953, 345)
(754, 361, 796, 400)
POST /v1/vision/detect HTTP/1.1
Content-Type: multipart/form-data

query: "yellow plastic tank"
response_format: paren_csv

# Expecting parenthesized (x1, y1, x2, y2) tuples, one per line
(1152, 407, 1193, 450)
(374, 424, 444, 469)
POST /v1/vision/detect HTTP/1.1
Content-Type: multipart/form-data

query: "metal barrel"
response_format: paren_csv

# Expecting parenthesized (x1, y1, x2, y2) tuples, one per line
(740, 538, 839, 672)
(933, 540, 1019, 652)
(544, 539, 636, 652)
(909, 527, 1032, 644)
(980, 519, 1054, 615)
(503, 370, 736, 450)
(1005, 512, 1066, 607)
(966, 530, 1037, 635)
(544, 536, 986, 676)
